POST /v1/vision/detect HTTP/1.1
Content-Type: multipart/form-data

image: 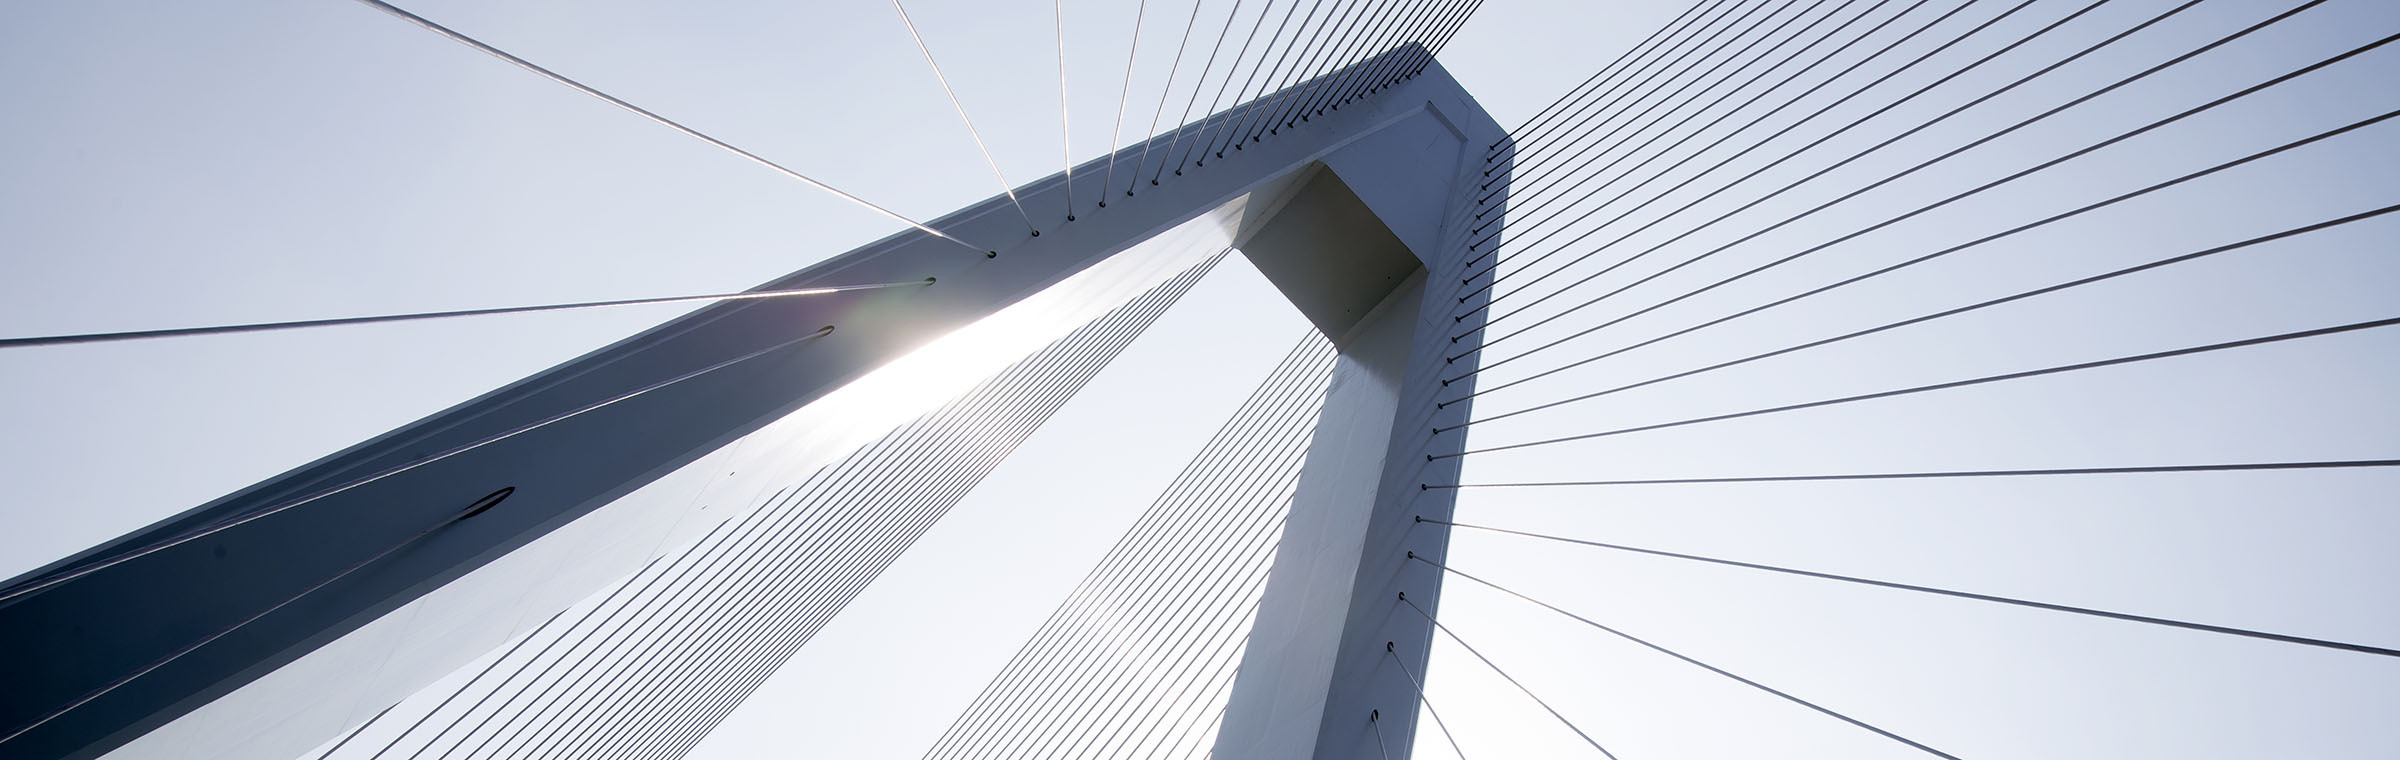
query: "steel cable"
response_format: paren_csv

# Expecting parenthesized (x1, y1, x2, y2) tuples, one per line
(1447, 103, 2398, 392)
(1131, 0, 1215, 194)
(1455, 0, 2056, 278)
(1266, 0, 1391, 131)
(346, 0, 991, 256)
(1453, 0, 2315, 320)
(950, 408, 1315, 760)
(1484, 0, 1846, 201)
(0, 279, 928, 350)
(1288, 0, 1413, 122)
(535, 265, 1213, 760)
(1155, 0, 1251, 182)
(1177, 0, 1284, 171)
(1456, 0, 2202, 283)
(919, 343, 1329, 759)
(1412, 557, 1959, 758)
(1424, 518, 2400, 657)
(1495, 0, 1788, 168)
(1057, 0, 1078, 220)
(1437, 202, 2400, 417)
(1211, 0, 1339, 155)
(1233, 0, 1361, 144)
(1314, 0, 1443, 114)
(1100, 0, 1152, 208)
(1438, 315, 2400, 461)
(1396, 593, 1620, 759)
(1248, 0, 1376, 140)
(0, 325, 836, 610)
(1489, 0, 1747, 157)
(1385, 644, 1468, 759)
(1477, 0, 1936, 238)
(923, 335, 1334, 760)
(890, 0, 1042, 235)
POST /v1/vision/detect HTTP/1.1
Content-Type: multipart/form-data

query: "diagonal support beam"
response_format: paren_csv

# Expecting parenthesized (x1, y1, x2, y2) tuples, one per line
(0, 48, 1500, 760)
(1211, 80, 1504, 759)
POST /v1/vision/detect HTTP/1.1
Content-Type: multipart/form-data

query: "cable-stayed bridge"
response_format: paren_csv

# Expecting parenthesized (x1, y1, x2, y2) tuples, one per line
(0, 0, 2393, 758)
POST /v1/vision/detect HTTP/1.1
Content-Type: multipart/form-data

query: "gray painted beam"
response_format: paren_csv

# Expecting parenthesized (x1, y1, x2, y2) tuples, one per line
(1212, 79, 1500, 760)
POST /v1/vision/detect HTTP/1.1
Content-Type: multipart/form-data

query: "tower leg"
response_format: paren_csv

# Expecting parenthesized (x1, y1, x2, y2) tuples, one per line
(1212, 94, 1498, 759)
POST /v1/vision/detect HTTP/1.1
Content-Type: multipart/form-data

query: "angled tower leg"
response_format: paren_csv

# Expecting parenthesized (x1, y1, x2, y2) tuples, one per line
(1211, 86, 1503, 760)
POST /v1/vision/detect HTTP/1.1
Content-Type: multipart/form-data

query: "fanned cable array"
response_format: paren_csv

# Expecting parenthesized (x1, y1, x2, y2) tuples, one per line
(307, 254, 1227, 760)
(1089, 0, 1483, 206)
(918, 333, 1338, 760)
(1399, 0, 2400, 755)
(343, 0, 1484, 244)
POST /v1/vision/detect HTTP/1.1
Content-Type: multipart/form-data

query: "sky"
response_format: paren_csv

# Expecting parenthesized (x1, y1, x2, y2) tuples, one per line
(1, 0, 2396, 759)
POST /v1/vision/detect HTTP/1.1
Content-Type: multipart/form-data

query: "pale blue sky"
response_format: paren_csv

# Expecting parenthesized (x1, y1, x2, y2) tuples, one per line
(1, 0, 2395, 758)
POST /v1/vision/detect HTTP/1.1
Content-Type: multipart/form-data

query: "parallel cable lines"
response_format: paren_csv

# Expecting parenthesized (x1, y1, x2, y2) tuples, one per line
(1396, 593, 1619, 759)
(1422, 518, 2400, 657)
(1372, 0, 1470, 95)
(1306, 0, 1428, 117)
(1464, 0, 1917, 271)
(1489, 0, 1786, 176)
(1331, 0, 1449, 115)
(1459, 0, 2166, 275)
(1100, 0, 1152, 207)
(1337, 0, 1439, 105)
(377, 554, 679, 760)
(1405, 0, 1484, 78)
(1448, 105, 2396, 413)
(350, 608, 568, 759)
(0, 279, 931, 350)
(1130, 0, 1214, 194)
(1228, 0, 1351, 147)
(1154, 0, 1251, 183)
(1384, 643, 1467, 759)
(921, 332, 1338, 760)
(619, 275, 1190, 752)
(1468, 0, 1948, 242)
(1285, 0, 1406, 125)
(311, 704, 397, 760)
(1077, 0, 1488, 204)
(1439, 314, 2400, 461)
(1410, 559, 1959, 758)
(1451, 0, 2332, 338)
(1436, 203, 2400, 421)
(1451, 7, 2379, 379)
(1456, 0, 2071, 286)
(1056, 0, 1079, 220)
(926, 337, 1331, 760)
(361, 0, 1481, 244)
(1402, 0, 2397, 755)
(1484, 0, 1830, 200)
(1258, 0, 1379, 137)
(548, 263, 1219, 760)
(0, 323, 836, 611)
(315, 256, 1227, 760)
(1207, 0, 1332, 155)
(890, 0, 1043, 235)
(430, 330, 1023, 760)
(1175, 0, 1280, 172)
(1193, 0, 1316, 160)
(345, 0, 992, 256)
(1485, 0, 1743, 160)
(1427, 459, 2400, 490)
